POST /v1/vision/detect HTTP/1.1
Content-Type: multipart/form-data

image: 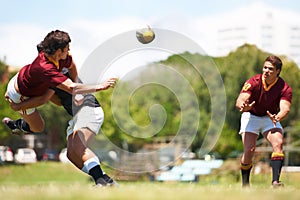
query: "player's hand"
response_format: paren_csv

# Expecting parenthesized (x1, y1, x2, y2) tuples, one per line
(267, 110, 279, 127)
(239, 100, 255, 112)
(8, 100, 22, 111)
(74, 94, 84, 106)
(4, 95, 20, 111)
(100, 77, 118, 90)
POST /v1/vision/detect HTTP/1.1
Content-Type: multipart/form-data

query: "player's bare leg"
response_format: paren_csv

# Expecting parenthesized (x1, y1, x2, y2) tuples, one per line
(2, 110, 44, 135)
(67, 128, 117, 187)
(21, 110, 45, 132)
(264, 129, 284, 187)
(240, 132, 258, 187)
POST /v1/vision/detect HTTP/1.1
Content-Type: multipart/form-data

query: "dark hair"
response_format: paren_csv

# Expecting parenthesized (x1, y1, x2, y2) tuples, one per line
(265, 55, 282, 76)
(39, 30, 71, 55)
(36, 42, 43, 53)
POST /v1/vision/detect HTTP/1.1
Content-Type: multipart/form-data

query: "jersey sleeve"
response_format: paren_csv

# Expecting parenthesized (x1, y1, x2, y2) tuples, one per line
(281, 84, 292, 103)
(240, 77, 255, 94)
(43, 67, 68, 87)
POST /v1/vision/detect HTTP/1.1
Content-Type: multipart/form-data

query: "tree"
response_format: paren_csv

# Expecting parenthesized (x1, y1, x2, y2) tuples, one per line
(1, 44, 300, 158)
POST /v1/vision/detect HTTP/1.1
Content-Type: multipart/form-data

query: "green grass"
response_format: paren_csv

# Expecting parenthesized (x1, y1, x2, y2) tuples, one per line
(0, 162, 87, 185)
(1, 162, 300, 200)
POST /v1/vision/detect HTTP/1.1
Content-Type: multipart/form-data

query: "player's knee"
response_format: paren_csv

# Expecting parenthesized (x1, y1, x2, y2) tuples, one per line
(244, 145, 256, 153)
(30, 125, 44, 132)
(271, 138, 283, 150)
(32, 120, 45, 132)
(272, 143, 283, 152)
(66, 150, 72, 160)
(66, 148, 75, 160)
(277, 137, 283, 145)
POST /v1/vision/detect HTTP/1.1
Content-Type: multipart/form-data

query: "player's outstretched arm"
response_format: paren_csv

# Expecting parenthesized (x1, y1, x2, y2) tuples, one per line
(236, 92, 255, 112)
(56, 77, 117, 94)
(267, 100, 291, 126)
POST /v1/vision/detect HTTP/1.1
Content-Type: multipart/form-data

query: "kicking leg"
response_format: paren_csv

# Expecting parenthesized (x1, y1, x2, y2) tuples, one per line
(21, 110, 45, 132)
(2, 110, 44, 134)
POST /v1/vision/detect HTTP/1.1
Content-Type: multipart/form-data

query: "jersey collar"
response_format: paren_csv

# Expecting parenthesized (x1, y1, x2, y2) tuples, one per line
(44, 53, 59, 69)
(47, 57, 59, 69)
(262, 76, 278, 91)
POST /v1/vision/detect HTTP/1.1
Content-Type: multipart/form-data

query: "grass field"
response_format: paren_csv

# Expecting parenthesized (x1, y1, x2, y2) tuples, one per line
(1, 162, 300, 200)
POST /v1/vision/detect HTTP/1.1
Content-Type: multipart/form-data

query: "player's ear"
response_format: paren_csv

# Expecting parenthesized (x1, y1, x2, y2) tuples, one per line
(276, 69, 281, 76)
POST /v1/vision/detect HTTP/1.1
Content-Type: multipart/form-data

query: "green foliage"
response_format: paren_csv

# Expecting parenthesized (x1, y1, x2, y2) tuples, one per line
(1, 44, 300, 158)
(279, 56, 300, 125)
(0, 57, 8, 78)
(0, 83, 22, 142)
(213, 124, 243, 159)
(39, 102, 71, 149)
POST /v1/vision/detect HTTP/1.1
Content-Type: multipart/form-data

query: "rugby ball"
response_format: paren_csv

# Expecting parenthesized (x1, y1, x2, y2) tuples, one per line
(136, 26, 155, 44)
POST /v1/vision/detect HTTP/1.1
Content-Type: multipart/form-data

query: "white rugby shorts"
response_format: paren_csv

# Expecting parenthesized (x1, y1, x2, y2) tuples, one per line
(239, 112, 283, 135)
(6, 73, 36, 115)
(66, 106, 104, 138)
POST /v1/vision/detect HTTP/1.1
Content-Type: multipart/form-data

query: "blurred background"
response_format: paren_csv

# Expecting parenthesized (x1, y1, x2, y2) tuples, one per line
(1, 0, 300, 183)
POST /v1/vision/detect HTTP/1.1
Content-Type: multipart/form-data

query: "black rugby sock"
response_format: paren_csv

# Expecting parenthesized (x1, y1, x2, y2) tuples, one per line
(241, 163, 252, 187)
(89, 165, 104, 183)
(270, 152, 284, 183)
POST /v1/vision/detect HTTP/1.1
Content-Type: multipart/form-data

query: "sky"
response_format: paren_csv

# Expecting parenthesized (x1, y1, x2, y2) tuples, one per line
(1, 0, 300, 75)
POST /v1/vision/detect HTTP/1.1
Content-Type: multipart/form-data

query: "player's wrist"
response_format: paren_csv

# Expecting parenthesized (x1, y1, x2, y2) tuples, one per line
(96, 84, 104, 91)
(274, 115, 281, 122)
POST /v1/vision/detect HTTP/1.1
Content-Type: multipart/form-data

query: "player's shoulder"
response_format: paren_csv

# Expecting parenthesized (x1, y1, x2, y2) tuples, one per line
(278, 76, 292, 91)
(246, 74, 261, 84)
(251, 74, 262, 80)
(27, 53, 51, 72)
(278, 76, 289, 85)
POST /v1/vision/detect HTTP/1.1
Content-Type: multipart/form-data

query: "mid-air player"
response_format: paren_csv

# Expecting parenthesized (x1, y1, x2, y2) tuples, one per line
(3, 29, 117, 187)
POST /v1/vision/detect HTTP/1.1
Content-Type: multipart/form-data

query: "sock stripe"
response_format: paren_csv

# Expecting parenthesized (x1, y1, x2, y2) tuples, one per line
(271, 152, 284, 157)
(241, 163, 252, 170)
(84, 157, 100, 171)
(271, 152, 284, 161)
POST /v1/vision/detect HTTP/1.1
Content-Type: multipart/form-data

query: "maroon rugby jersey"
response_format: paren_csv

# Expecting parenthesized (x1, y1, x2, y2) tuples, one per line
(240, 74, 292, 116)
(17, 52, 72, 97)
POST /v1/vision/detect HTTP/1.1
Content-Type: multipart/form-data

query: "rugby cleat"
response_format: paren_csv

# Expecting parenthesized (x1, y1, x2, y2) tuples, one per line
(2, 117, 31, 135)
(95, 174, 118, 187)
(272, 181, 284, 188)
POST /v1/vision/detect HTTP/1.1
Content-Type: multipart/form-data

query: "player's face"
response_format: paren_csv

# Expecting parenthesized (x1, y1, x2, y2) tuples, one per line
(262, 61, 279, 82)
(60, 44, 70, 60)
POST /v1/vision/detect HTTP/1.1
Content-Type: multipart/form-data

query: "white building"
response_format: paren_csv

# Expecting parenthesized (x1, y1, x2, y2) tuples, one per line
(214, 3, 300, 67)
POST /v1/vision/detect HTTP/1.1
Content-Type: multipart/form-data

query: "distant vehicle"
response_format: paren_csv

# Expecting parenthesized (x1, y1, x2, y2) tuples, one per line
(0, 146, 14, 163)
(59, 148, 70, 163)
(14, 148, 37, 164)
(42, 149, 59, 161)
